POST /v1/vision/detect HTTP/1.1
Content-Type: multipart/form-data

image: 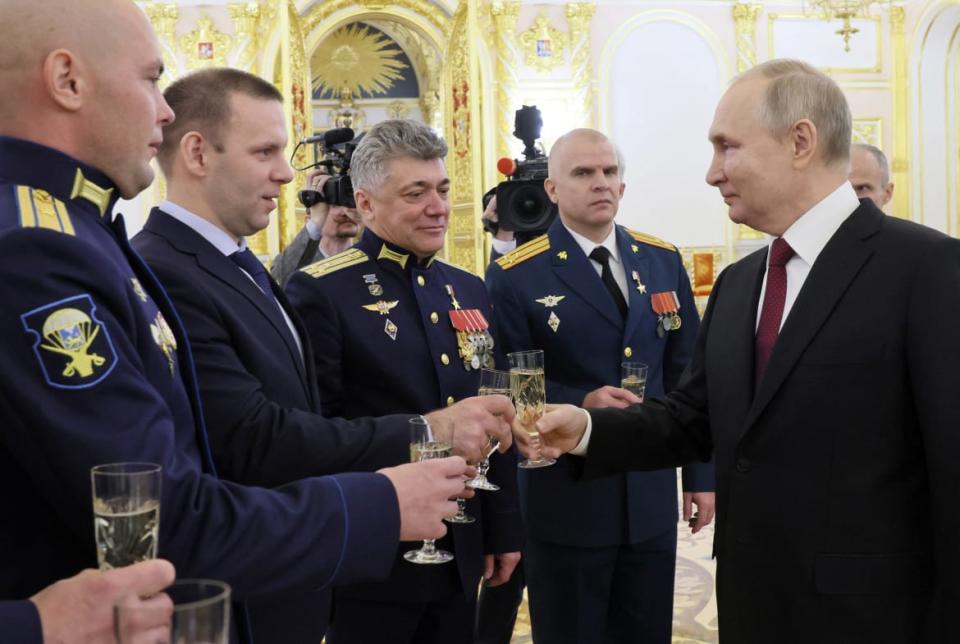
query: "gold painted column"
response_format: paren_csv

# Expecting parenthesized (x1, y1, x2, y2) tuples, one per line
(732, 3, 764, 242)
(566, 3, 596, 129)
(889, 6, 910, 221)
(490, 2, 521, 161)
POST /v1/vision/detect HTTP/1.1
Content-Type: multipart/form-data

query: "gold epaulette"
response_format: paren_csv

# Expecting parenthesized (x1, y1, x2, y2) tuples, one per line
(626, 229, 676, 252)
(495, 234, 550, 270)
(14, 186, 75, 236)
(300, 248, 369, 278)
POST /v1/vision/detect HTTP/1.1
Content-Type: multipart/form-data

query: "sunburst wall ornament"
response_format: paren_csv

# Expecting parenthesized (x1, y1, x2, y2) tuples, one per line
(312, 23, 409, 98)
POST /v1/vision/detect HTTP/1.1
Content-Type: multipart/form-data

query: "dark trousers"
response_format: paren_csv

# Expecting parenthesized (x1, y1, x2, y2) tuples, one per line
(475, 563, 525, 644)
(328, 592, 476, 644)
(525, 528, 678, 644)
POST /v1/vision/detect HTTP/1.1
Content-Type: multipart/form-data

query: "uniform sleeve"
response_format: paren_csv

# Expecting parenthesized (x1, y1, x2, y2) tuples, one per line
(0, 601, 42, 644)
(666, 250, 715, 493)
(285, 271, 347, 417)
(270, 228, 318, 287)
(148, 256, 410, 487)
(0, 230, 400, 600)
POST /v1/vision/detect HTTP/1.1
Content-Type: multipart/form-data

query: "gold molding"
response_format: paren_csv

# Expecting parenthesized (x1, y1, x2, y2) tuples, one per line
(889, 5, 909, 221)
(852, 117, 883, 147)
(179, 13, 233, 70)
(767, 12, 883, 75)
(302, 0, 451, 40)
(566, 3, 596, 129)
(143, 3, 179, 85)
(732, 3, 762, 73)
(490, 1, 521, 161)
(519, 12, 568, 74)
(229, 2, 270, 74)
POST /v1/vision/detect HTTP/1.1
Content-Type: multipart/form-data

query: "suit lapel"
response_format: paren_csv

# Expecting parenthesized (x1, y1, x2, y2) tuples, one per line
(549, 221, 623, 330)
(742, 205, 882, 438)
(146, 209, 309, 387)
(618, 227, 652, 342)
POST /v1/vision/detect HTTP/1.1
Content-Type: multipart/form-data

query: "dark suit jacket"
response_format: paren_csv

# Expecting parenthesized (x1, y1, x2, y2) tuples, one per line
(487, 220, 713, 548)
(584, 201, 960, 643)
(270, 226, 322, 286)
(133, 209, 411, 642)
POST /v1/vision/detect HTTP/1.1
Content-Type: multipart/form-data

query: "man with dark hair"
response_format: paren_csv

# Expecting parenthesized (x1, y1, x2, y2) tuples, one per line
(0, 3, 482, 642)
(286, 119, 523, 644)
(133, 68, 516, 643)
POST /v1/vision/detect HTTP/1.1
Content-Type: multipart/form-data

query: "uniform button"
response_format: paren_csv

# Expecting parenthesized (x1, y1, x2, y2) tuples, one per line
(430, 312, 439, 324)
(736, 457, 751, 473)
(447, 396, 455, 406)
(623, 347, 633, 358)
(417, 275, 426, 287)
(441, 353, 450, 365)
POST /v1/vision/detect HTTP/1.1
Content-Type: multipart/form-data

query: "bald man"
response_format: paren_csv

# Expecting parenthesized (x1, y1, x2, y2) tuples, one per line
(849, 143, 894, 210)
(0, 2, 476, 641)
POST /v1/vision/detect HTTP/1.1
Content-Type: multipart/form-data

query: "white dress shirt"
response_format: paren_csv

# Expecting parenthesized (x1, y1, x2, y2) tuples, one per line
(566, 223, 630, 303)
(570, 181, 860, 456)
(160, 200, 305, 362)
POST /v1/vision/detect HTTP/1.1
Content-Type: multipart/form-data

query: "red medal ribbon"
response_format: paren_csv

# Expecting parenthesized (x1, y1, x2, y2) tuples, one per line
(650, 291, 680, 316)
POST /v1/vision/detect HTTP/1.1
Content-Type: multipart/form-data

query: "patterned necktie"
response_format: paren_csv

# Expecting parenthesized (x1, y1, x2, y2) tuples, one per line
(589, 246, 628, 319)
(230, 248, 277, 304)
(754, 238, 795, 385)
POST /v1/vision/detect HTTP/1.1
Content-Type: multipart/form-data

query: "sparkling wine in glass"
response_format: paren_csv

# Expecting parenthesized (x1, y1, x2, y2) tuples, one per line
(468, 368, 510, 491)
(91, 462, 161, 570)
(621, 362, 648, 402)
(508, 350, 555, 469)
(404, 417, 455, 565)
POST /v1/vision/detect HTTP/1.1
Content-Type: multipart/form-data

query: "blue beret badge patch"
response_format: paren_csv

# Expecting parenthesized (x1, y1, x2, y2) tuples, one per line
(21, 294, 117, 389)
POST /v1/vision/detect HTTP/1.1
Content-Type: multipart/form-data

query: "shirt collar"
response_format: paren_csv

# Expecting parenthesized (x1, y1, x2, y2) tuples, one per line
(565, 222, 620, 265)
(161, 200, 245, 256)
(361, 227, 436, 271)
(779, 181, 859, 267)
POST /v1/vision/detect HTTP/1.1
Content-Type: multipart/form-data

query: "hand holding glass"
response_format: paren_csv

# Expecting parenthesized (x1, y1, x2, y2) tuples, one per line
(115, 579, 231, 644)
(468, 368, 510, 491)
(508, 350, 555, 468)
(404, 417, 455, 564)
(621, 362, 648, 402)
(91, 462, 161, 570)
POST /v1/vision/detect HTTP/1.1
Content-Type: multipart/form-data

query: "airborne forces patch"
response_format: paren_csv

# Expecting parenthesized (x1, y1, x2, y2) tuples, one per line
(21, 294, 117, 389)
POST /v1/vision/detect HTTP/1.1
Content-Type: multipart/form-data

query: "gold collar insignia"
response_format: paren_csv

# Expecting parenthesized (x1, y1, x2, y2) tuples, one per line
(377, 244, 409, 269)
(70, 168, 113, 216)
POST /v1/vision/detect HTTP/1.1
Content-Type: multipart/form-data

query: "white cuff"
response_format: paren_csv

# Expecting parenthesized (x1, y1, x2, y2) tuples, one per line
(305, 220, 322, 241)
(491, 237, 517, 255)
(569, 408, 592, 456)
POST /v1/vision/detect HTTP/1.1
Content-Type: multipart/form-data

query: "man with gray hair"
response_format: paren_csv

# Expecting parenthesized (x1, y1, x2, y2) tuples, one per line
(523, 58, 960, 642)
(850, 142, 894, 209)
(286, 119, 523, 643)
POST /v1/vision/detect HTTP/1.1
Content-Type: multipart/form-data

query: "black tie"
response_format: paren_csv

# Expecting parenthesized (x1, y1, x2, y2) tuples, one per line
(589, 246, 628, 319)
(230, 248, 277, 304)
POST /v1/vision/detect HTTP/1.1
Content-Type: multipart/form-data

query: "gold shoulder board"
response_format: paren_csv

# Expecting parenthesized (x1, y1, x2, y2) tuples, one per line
(626, 229, 676, 252)
(300, 248, 369, 278)
(495, 234, 550, 270)
(15, 186, 75, 236)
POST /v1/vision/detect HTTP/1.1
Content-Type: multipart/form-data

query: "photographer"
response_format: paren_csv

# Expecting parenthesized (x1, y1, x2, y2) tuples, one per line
(271, 169, 360, 286)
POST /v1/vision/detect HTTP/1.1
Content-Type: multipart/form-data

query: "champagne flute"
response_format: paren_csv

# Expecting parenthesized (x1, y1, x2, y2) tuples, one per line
(444, 420, 475, 524)
(621, 362, 648, 402)
(91, 462, 161, 570)
(404, 417, 455, 564)
(467, 368, 510, 491)
(508, 350, 556, 468)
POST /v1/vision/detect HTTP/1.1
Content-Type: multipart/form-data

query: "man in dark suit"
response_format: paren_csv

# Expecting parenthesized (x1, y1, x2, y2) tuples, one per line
(486, 128, 714, 644)
(526, 59, 960, 643)
(286, 119, 524, 644)
(270, 169, 361, 286)
(0, 3, 481, 642)
(132, 68, 517, 643)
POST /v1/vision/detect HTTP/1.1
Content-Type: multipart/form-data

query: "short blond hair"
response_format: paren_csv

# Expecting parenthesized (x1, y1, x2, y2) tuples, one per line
(737, 59, 852, 166)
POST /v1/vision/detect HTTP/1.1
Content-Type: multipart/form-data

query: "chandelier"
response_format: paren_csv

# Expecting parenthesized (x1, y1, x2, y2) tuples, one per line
(804, 1, 893, 52)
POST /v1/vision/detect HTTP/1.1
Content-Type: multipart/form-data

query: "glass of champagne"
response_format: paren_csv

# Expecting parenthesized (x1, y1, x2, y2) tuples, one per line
(404, 417, 455, 565)
(621, 362, 648, 402)
(468, 368, 510, 491)
(508, 350, 555, 469)
(115, 578, 231, 644)
(444, 422, 476, 524)
(91, 462, 161, 570)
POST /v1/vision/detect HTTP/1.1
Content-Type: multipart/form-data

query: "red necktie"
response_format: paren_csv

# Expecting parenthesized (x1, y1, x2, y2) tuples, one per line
(755, 238, 794, 385)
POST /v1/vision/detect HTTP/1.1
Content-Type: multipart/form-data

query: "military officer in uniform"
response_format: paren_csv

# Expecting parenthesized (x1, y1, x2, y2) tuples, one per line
(0, 2, 477, 641)
(486, 128, 715, 644)
(286, 119, 523, 643)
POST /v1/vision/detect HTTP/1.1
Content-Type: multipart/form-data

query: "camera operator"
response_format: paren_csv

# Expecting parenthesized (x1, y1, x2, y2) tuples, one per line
(271, 169, 361, 286)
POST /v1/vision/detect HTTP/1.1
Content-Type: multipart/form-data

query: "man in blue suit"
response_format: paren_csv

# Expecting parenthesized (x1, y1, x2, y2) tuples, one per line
(486, 128, 715, 643)
(286, 120, 524, 644)
(0, 2, 478, 641)
(132, 68, 517, 643)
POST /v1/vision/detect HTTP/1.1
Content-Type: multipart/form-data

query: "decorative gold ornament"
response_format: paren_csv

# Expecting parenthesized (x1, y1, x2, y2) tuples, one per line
(803, 1, 892, 52)
(179, 14, 233, 70)
(229, 2, 267, 74)
(143, 3, 179, 85)
(852, 118, 882, 147)
(519, 12, 568, 74)
(490, 1, 521, 161)
(732, 3, 762, 72)
(566, 3, 596, 128)
(311, 23, 408, 98)
(387, 100, 411, 120)
(302, 0, 452, 41)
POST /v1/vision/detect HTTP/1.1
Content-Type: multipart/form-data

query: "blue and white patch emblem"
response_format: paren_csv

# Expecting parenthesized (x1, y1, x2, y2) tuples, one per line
(21, 294, 117, 389)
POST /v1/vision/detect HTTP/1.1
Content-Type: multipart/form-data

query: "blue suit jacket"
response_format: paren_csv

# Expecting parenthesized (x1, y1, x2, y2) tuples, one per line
(0, 601, 40, 644)
(133, 209, 414, 642)
(286, 228, 524, 603)
(486, 219, 714, 547)
(0, 137, 400, 641)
